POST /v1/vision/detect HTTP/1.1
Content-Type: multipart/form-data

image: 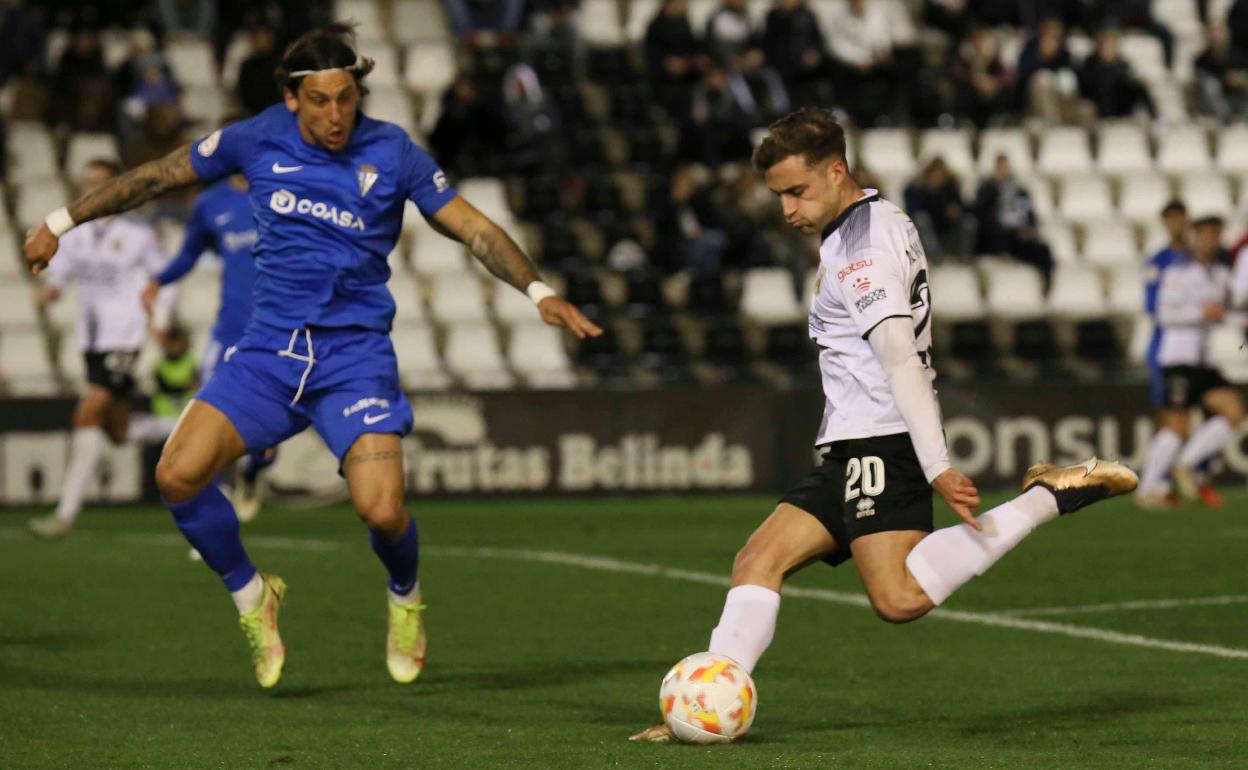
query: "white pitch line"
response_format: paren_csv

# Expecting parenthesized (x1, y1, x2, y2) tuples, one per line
(5, 529, 1247, 660)
(999, 595, 1248, 617)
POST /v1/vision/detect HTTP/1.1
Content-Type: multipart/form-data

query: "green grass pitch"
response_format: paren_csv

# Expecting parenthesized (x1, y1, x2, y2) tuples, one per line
(2, 491, 1247, 769)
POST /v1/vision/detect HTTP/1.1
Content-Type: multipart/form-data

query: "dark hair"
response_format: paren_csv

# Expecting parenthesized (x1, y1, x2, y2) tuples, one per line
(1160, 199, 1187, 217)
(752, 107, 847, 173)
(275, 22, 374, 96)
(1192, 214, 1225, 228)
(86, 158, 123, 177)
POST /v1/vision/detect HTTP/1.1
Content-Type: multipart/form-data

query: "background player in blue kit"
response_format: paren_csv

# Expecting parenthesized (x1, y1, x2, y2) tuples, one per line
(24, 23, 602, 689)
(142, 154, 274, 522)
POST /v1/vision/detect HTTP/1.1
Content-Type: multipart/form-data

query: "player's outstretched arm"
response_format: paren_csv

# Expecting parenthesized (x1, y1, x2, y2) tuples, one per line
(24, 145, 199, 274)
(432, 196, 603, 339)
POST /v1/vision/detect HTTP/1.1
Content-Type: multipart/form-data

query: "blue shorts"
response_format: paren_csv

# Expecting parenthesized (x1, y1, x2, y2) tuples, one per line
(200, 333, 239, 383)
(195, 323, 414, 463)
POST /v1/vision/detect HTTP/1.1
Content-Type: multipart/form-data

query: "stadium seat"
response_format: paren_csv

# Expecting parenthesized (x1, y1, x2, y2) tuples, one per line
(580, 0, 625, 45)
(983, 263, 1046, 320)
(1048, 264, 1105, 319)
(1096, 122, 1153, 175)
(411, 233, 468, 275)
(740, 267, 804, 326)
(175, 271, 222, 328)
(0, 330, 56, 395)
(493, 283, 543, 326)
(1119, 34, 1168, 82)
(405, 41, 457, 95)
(1157, 125, 1212, 173)
(929, 264, 984, 321)
(1118, 172, 1172, 224)
(365, 85, 415, 134)
(1179, 173, 1233, 217)
(1106, 266, 1143, 316)
(444, 322, 515, 389)
(365, 43, 402, 88)
(65, 133, 121, 174)
(918, 129, 975, 181)
(220, 32, 252, 89)
(1210, 324, 1248, 382)
(166, 39, 217, 88)
(1039, 222, 1079, 264)
(429, 273, 489, 323)
(624, 0, 660, 42)
(388, 273, 428, 326)
(16, 183, 69, 231)
(0, 282, 39, 330)
(859, 128, 917, 181)
(1036, 127, 1093, 177)
(1081, 220, 1139, 268)
(1215, 124, 1248, 174)
(335, 0, 388, 43)
(1026, 178, 1055, 222)
(9, 123, 59, 181)
(977, 127, 1033, 178)
(1057, 175, 1115, 224)
(507, 322, 577, 388)
(391, 323, 452, 390)
(393, 0, 452, 44)
(181, 85, 229, 126)
(688, 0, 719, 31)
(459, 179, 517, 230)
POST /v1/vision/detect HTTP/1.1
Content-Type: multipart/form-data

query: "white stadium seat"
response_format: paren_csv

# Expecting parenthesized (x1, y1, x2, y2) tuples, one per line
(16, 184, 69, 231)
(429, 273, 489, 323)
(0, 283, 39, 330)
(176, 271, 223, 328)
(9, 123, 59, 181)
(1157, 125, 1212, 174)
(458, 178, 516, 229)
(1211, 324, 1248, 383)
(983, 262, 1046, 320)
(393, 0, 452, 44)
(977, 127, 1033, 178)
(917, 129, 975, 181)
(335, 0, 388, 43)
(411, 232, 469, 275)
(444, 322, 515, 389)
(740, 267, 804, 326)
(1039, 221, 1078, 264)
(580, 0, 625, 46)
(1036, 127, 1093, 177)
(625, 0, 660, 42)
(388, 272, 428, 326)
(1215, 124, 1248, 174)
(1, 330, 57, 395)
(1106, 265, 1143, 316)
(366, 44, 402, 88)
(1080, 219, 1139, 268)
(928, 264, 983, 321)
(1096, 122, 1152, 175)
(1118, 172, 1172, 224)
(1057, 175, 1114, 224)
(365, 85, 416, 134)
(166, 39, 217, 88)
(220, 33, 252, 90)
(688, 0, 718, 31)
(1048, 264, 1105, 319)
(1026, 178, 1055, 222)
(1179, 173, 1233, 217)
(65, 133, 121, 175)
(859, 128, 916, 180)
(405, 41, 457, 94)
(1119, 33, 1168, 83)
(507, 322, 576, 388)
(181, 85, 229, 126)
(493, 284, 544, 326)
(391, 323, 451, 389)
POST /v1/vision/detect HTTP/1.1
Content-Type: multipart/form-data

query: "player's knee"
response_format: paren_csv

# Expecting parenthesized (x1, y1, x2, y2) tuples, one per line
(731, 541, 784, 585)
(869, 588, 930, 624)
(355, 497, 407, 538)
(155, 454, 209, 504)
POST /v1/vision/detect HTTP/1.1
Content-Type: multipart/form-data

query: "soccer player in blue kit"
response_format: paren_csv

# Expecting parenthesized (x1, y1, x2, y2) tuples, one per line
(25, 24, 602, 688)
(142, 157, 275, 522)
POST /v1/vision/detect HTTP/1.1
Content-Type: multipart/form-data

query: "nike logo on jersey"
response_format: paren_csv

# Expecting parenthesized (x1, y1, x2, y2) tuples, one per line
(272, 162, 303, 174)
(362, 412, 391, 425)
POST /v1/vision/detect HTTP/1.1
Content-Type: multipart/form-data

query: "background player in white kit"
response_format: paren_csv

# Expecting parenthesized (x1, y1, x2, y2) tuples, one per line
(632, 108, 1139, 741)
(28, 160, 177, 538)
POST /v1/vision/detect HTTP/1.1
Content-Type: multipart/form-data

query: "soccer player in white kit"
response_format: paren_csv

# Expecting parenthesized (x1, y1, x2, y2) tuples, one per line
(1154, 214, 1246, 502)
(632, 108, 1139, 741)
(27, 160, 176, 538)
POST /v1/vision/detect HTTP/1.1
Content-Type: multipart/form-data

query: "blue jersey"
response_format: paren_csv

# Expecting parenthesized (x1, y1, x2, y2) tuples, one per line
(156, 180, 258, 343)
(188, 104, 457, 332)
(1144, 245, 1186, 369)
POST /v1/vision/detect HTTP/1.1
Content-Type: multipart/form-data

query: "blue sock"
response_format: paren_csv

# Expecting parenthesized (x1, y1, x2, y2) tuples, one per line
(243, 449, 276, 484)
(369, 516, 420, 596)
(166, 485, 256, 591)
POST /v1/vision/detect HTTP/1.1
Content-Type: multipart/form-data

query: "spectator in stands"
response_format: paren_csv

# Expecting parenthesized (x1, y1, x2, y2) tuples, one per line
(0, 0, 45, 87)
(443, 0, 525, 50)
(1082, 0, 1174, 68)
(645, 0, 705, 124)
(1195, 23, 1248, 120)
(429, 76, 506, 175)
(974, 153, 1055, 291)
(1230, 0, 1248, 54)
(1077, 26, 1155, 119)
(705, 0, 790, 118)
(157, 0, 215, 38)
(50, 26, 115, 132)
(653, 165, 728, 276)
(1016, 17, 1078, 121)
(685, 67, 758, 167)
(501, 62, 562, 172)
(949, 25, 1013, 127)
(905, 157, 975, 260)
(236, 22, 283, 115)
(763, 0, 833, 108)
(822, 0, 895, 125)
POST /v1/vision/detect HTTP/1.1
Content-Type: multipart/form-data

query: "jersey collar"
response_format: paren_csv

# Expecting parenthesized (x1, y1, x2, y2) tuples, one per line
(821, 189, 879, 241)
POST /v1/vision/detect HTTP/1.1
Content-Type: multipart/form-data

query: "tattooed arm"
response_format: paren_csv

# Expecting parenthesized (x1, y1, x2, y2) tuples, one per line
(25, 145, 200, 274)
(430, 196, 602, 339)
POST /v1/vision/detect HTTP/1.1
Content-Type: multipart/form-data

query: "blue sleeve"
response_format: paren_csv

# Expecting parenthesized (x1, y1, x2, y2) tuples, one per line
(189, 116, 259, 183)
(1143, 254, 1163, 316)
(156, 200, 213, 285)
(402, 137, 458, 218)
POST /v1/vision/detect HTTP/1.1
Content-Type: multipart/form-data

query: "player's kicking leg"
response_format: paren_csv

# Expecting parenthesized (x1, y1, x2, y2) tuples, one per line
(29, 385, 119, 538)
(156, 399, 287, 688)
(342, 433, 426, 683)
(630, 456, 1137, 742)
(1135, 407, 1188, 509)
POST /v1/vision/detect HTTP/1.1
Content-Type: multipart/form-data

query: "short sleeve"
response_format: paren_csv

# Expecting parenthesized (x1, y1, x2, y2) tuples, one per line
(402, 138, 457, 218)
(832, 248, 913, 339)
(189, 117, 259, 183)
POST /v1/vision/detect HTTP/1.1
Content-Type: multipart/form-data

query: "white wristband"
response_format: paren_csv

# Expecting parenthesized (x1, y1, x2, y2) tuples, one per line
(45, 207, 75, 237)
(526, 281, 557, 305)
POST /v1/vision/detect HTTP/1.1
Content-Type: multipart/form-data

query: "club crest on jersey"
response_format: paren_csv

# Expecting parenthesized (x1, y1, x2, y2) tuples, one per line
(853, 276, 872, 294)
(357, 164, 379, 197)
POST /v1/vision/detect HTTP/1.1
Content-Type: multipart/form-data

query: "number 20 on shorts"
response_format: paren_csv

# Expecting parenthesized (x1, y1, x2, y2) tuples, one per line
(845, 456, 885, 501)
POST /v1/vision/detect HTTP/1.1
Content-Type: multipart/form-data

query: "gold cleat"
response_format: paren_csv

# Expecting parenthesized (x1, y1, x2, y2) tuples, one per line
(1022, 458, 1139, 515)
(629, 723, 675, 743)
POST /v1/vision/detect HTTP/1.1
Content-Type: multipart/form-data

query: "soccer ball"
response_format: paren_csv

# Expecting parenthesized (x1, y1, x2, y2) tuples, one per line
(659, 652, 757, 744)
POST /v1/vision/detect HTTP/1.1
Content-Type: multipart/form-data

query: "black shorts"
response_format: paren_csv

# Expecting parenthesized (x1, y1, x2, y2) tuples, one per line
(1160, 366, 1229, 409)
(779, 432, 933, 567)
(85, 350, 139, 398)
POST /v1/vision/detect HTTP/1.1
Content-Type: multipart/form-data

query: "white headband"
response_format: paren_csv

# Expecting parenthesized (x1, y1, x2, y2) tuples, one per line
(288, 55, 370, 78)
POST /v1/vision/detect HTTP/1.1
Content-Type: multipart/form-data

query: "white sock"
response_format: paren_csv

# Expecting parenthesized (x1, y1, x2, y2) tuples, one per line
(389, 581, 422, 605)
(1137, 428, 1182, 495)
(232, 573, 265, 613)
(127, 413, 177, 443)
(905, 487, 1059, 606)
(707, 584, 781, 674)
(1176, 416, 1233, 470)
(54, 426, 107, 524)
